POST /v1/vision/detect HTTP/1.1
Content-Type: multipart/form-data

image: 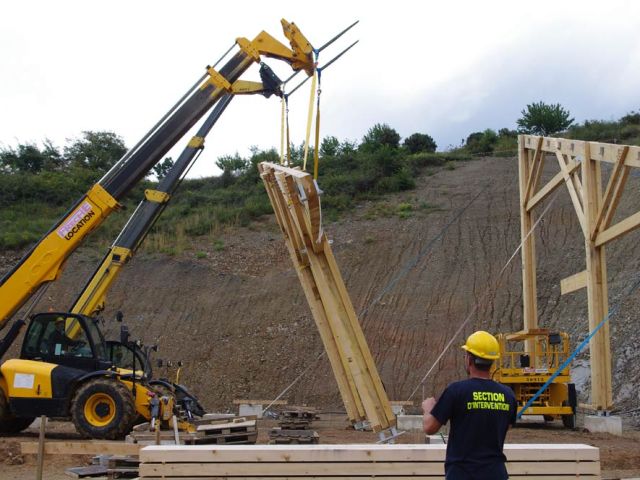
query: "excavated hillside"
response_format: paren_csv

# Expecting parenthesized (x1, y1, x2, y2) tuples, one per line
(3, 156, 640, 424)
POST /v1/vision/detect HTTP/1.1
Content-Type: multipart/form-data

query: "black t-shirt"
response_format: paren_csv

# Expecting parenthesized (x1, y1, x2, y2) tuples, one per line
(430, 377, 517, 480)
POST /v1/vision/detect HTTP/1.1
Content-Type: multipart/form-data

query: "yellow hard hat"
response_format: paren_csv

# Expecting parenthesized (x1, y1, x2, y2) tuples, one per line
(461, 330, 500, 360)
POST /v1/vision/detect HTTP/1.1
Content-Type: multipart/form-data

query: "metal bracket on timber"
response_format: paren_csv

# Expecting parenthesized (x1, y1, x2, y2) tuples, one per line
(518, 134, 640, 412)
(258, 162, 397, 437)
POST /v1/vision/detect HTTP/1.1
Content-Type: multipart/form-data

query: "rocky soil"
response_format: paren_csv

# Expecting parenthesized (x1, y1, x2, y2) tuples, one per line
(2, 156, 640, 426)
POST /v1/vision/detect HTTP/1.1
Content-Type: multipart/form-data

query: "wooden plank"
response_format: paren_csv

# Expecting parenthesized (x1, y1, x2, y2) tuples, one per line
(588, 140, 640, 167)
(583, 143, 614, 410)
(518, 136, 539, 345)
(141, 477, 600, 480)
(140, 444, 600, 463)
(560, 270, 588, 295)
(140, 460, 599, 477)
(521, 134, 640, 168)
(595, 209, 640, 247)
(22, 441, 141, 456)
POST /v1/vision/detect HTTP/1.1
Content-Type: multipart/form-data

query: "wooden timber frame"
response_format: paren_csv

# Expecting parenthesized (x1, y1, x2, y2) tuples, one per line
(518, 134, 640, 411)
(259, 162, 396, 435)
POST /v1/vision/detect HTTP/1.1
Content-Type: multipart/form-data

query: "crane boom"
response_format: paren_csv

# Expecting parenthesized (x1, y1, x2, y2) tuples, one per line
(0, 23, 313, 327)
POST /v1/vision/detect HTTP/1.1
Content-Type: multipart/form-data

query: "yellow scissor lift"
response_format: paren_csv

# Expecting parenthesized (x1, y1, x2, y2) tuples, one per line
(493, 329, 576, 428)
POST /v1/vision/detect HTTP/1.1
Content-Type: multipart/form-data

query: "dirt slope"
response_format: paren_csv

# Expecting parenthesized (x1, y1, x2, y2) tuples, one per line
(3, 156, 640, 424)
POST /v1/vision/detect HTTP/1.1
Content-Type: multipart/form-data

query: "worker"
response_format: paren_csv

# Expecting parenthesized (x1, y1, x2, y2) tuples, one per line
(422, 330, 517, 480)
(49, 318, 85, 354)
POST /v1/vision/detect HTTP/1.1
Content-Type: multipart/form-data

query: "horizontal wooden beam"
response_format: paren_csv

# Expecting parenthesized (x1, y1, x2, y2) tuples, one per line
(595, 210, 640, 247)
(521, 135, 640, 168)
(560, 270, 588, 295)
(21, 441, 141, 456)
(140, 460, 600, 477)
(140, 443, 600, 463)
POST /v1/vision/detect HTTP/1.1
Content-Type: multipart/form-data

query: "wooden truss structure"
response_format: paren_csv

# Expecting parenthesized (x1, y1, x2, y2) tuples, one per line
(259, 162, 396, 434)
(518, 135, 640, 411)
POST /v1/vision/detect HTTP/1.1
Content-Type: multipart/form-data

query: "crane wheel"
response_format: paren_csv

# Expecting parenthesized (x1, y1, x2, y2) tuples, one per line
(71, 378, 136, 439)
(562, 412, 576, 429)
(0, 390, 35, 435)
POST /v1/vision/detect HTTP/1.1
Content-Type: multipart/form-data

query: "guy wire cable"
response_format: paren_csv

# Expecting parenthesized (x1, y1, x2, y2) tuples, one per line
(406, 186, 562, 401)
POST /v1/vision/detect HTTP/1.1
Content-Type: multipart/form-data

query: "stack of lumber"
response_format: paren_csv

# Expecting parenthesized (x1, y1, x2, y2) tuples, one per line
(127, 417, 257, 446)
(139, 444, 600, 479)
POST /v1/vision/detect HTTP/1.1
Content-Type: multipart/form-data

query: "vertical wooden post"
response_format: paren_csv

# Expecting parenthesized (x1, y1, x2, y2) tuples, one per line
(582, 143, 613, 410)
(518, 136, 538, 357)
(36, 415, 47, 480)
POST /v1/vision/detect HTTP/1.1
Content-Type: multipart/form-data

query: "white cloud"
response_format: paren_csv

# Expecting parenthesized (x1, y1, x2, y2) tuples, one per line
(1, 0, 639, 176)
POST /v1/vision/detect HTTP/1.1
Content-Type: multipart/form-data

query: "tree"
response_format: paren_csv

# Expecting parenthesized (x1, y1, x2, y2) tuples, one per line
(360, 123, 401, 152)
(64, 131, 127, 172)
(403, 133, 437, 154)
(0, 141, 64, 174)
(465, 129, 498, 154)
(517, 102, 574, 135)
(152, 157, 175, 180)
(216, 153, 249, 176)
(320, 136, 340, 157)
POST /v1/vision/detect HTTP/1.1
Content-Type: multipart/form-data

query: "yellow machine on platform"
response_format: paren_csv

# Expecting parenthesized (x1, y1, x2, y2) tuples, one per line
(493, 329, 576, 428)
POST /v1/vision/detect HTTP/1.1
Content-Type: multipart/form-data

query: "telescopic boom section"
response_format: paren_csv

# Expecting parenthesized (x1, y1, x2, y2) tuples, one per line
(70, 94, 234, 318)
(0, 20, 314, 327)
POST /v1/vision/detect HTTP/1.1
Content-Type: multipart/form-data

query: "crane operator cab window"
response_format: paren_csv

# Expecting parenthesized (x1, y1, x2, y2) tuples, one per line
(22, 313, 107, 369)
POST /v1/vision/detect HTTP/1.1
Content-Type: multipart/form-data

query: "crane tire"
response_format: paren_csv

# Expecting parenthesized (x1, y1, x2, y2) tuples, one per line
(0, 390, 35, 435)
(71, 378, 136, 439)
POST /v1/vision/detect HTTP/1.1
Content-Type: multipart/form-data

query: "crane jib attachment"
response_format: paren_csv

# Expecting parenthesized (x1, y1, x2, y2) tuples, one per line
(0, 20, 314, 327)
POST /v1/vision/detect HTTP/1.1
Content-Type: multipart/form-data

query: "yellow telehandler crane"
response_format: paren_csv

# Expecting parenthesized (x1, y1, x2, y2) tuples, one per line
(65, 83, 280, 423)
(0, 20, 315, 439)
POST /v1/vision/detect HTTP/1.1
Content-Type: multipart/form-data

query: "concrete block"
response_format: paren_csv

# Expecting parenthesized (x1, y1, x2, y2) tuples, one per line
(584, 415, 622, 435)
(390, 405, 405, 416)
(426, 434, 447, 444)
(396, 415, 423, 432)
(238, 404, 263, 419)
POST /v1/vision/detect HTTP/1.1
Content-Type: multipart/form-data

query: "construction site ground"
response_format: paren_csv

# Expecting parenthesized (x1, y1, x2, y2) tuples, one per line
(2, 414, 639, 480)
(2, 156, 640, 477)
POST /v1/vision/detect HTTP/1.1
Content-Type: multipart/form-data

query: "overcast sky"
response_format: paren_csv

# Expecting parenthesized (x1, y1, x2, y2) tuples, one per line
(1, 0, 639, 177)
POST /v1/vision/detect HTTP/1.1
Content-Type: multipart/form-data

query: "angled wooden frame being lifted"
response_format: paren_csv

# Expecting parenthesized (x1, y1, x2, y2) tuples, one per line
(518, 135, 640, 411)
(259, 162, 396, 435)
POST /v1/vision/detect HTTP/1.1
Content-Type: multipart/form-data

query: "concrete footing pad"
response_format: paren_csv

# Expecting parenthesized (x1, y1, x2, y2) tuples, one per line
(584, 415, 622, 435)
(396, 415, 423, 432)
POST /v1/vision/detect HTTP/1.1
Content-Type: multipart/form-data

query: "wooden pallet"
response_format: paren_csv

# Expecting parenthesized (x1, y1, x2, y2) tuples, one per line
(268, 428, 319, 444)
(139, 443, 601, 479)
(129, 418, 258, 446)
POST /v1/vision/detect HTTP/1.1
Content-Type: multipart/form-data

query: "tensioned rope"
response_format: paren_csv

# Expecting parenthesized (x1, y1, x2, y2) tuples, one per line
(406, 187, 561, 401)
(262, 180, 494, 413)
